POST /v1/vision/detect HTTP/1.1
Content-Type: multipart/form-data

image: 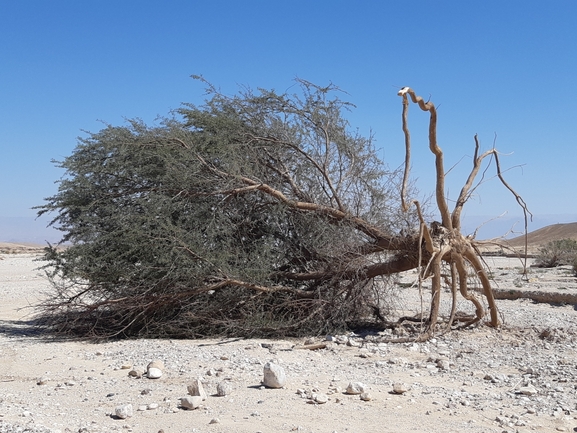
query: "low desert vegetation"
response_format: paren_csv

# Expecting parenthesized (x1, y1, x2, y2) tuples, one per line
(535, 239, 577, 274)
(36, 78, 529, 340)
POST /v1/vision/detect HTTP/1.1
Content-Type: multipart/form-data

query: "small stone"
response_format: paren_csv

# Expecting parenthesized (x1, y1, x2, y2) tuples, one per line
(392, 383, 409, 394)
(187, 378, 208, 400)
(347, 338, 361, 347)
(209, 418, 220, 424)
(216, 381, 233, 396)
(137, 405, 147, 411)
(313, 393, 329, 404)
(360, 392, 372, 401)
(147, 403, 159, 410)
(146, 360, 164, 379)
(121, 364, 132, 370)
(147, 360, 165, 370)
(345, 382, 367, 395)
(519, 385, 538, 396)
(115, 404, 133, 419)
(180, 396, 203, 410)
(436, 359, 450, 370)
(129, 368, 144, 378)
(336, 335, 348, 344)
(263, 362, 286, 388)
(37, 377, 49, 385)
(65, 380, 76, 386)
(147, 367, 163, 379)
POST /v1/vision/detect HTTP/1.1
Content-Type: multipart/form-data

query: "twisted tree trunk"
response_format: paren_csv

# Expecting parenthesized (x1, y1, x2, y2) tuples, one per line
(395, 87, 531, 337)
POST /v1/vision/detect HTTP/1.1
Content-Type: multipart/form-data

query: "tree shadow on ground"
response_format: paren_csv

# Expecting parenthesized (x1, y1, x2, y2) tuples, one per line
(0, 318, 49, 339)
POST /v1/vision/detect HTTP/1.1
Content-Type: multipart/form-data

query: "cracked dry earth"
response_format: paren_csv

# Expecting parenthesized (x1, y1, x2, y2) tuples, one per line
(2, 254, 577, 433)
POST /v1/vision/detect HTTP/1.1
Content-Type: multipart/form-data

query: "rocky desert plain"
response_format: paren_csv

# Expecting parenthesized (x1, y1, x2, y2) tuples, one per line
(2, 227, 577, 433)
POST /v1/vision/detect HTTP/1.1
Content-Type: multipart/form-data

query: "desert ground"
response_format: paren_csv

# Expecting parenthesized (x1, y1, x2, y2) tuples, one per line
(2, 250, 577, 433)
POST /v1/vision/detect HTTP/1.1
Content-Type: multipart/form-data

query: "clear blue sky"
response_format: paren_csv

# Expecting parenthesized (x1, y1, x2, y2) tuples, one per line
(1, 1, 576, 243)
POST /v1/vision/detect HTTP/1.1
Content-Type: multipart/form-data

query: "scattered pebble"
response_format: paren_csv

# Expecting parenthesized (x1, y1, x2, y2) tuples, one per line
(216, 381, 233, 396)
(187, 378, 208, 400)
(345, 382, 367, 395)
(146, 360, 164, 379)
(360, 392, 372, 401)
(392, 383, 409, 394)
(115, 404, 133, 419)
(263, 362, 286, 388)
(180, 396, 203, 410)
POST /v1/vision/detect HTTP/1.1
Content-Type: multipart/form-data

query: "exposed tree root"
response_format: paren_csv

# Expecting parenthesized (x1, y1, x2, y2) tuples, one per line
(394, 87, 531, 340)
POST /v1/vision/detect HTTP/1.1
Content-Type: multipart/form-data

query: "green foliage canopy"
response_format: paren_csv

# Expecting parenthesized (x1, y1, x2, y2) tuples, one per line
(37, 79, 421, 338)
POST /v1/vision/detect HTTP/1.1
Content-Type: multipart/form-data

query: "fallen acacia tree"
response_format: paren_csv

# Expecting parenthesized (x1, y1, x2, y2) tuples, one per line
(36, 79, 529, 339)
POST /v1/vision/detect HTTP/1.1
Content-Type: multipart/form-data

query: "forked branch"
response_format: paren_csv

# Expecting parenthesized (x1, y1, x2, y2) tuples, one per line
(391, 86, 532, 338)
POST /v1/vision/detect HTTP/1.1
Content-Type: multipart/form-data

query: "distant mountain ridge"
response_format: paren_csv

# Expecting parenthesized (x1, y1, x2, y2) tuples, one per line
(503, 222, 577, 248)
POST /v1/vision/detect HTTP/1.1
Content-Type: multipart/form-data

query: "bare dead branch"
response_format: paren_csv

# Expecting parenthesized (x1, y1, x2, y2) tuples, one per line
(398, 87, 452, 230)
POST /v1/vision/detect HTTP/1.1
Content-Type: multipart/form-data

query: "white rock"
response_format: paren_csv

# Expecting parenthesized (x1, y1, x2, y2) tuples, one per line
(147, 367, 163, 379)
(519, 385, 538, 396)
(37, 377, 49, 385)
(146, 360, 164, 379)
(115, 404, 133, 419)
(336, 336, 348, 344)
(360, 392, 372, 401)
(180, 396, 203, 410)
(147, 360, 165, 370)
(187, 378, 208, 400)
(345, 382, 368, 395)
(313, 393, 329, 404)
(263, 362, 286, 388)
(436, 359, 450, 370)
(347, 338, 361, 347)
(216, 381, 233, 396)
(147, 403, 159, 410)
(393, 383, 409, 394)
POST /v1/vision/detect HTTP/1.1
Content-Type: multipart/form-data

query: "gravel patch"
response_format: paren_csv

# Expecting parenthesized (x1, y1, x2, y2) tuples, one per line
(2, 254, 577, 432)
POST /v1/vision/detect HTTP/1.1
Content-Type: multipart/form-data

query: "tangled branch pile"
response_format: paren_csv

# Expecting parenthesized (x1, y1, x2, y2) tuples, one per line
(36, 79, 528, 339)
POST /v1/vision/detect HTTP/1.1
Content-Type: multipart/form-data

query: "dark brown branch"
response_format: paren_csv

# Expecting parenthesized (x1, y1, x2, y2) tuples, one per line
(272, 254, 420, 282)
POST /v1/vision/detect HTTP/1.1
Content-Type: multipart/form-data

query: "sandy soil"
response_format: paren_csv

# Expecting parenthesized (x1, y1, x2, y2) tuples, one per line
(2, 254, 577, 433)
